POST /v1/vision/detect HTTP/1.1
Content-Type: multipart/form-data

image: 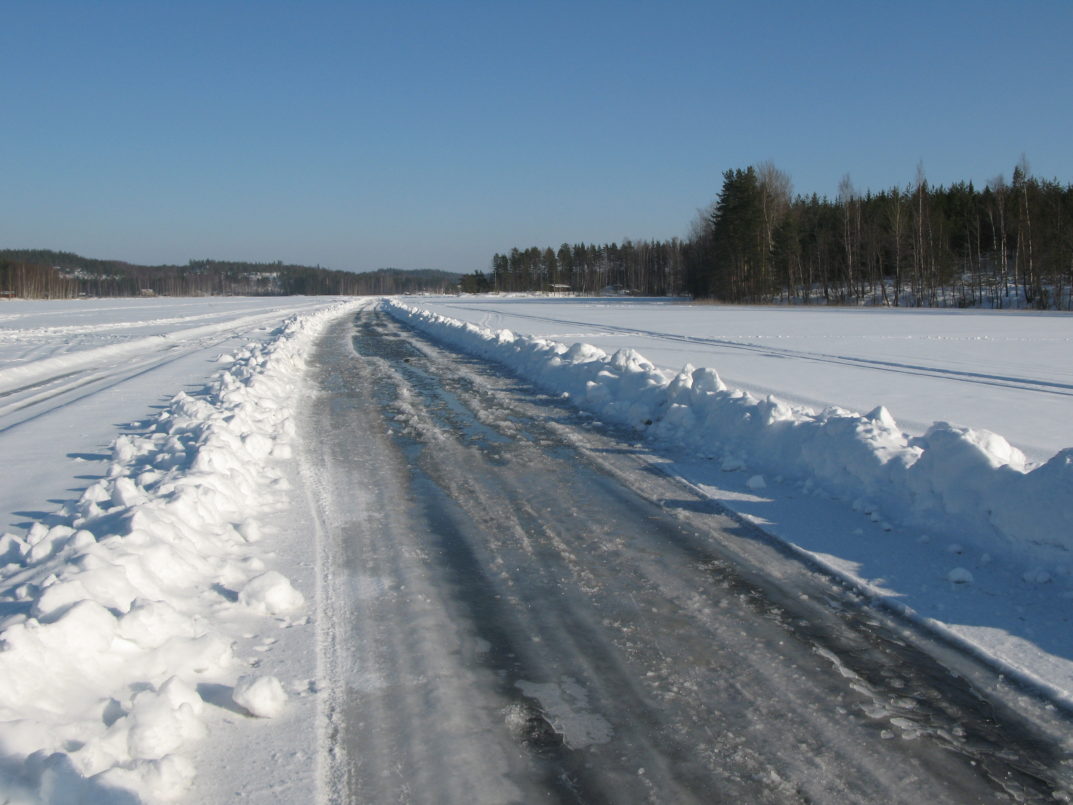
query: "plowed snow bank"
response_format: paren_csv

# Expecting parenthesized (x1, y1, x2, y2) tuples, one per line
(0, 300, 360, 803)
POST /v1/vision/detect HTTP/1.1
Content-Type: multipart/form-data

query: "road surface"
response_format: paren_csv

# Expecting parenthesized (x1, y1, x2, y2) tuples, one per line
(298, 306, 1073, 803)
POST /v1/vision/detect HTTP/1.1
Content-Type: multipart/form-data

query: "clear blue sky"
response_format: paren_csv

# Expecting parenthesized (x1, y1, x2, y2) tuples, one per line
(2, 1, 1070, 274)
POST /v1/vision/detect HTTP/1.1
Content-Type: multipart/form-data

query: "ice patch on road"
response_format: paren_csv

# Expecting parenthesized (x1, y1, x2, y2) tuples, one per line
(516, 677, 613, 748)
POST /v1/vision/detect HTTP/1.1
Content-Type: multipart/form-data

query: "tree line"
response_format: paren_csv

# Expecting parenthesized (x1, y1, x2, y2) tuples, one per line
(479, 240, 687, 296)
(0, 250, 460, 299)
(483, 159, 1073, 309)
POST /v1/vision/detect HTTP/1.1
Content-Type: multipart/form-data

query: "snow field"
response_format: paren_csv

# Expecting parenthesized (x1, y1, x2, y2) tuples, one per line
(384, 299, 1073, 571)
(0, 300, 360, 803)
(0, 309, 316, 397)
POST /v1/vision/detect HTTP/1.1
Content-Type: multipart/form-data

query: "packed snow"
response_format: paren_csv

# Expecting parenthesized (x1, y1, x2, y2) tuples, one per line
(385, 296, 1073, 704)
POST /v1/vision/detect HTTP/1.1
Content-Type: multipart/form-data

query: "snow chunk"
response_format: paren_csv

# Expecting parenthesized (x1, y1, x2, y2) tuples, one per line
(947, 568, 974, 584)
(691, 367, 726, 394)
(866, 405, 898, 430)
(243, 432, 275, 460)
(237, 520, 263, 543)
(127, 681, 208, 760)
(563, 342, 606, 363)
(232, 674, 287, 718)
(239, 571, 305, 615)
(1023, 569, 1052, 584)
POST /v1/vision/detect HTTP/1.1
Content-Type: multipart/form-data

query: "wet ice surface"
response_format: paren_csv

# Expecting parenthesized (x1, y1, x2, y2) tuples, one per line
(300, 310, 1073, 804)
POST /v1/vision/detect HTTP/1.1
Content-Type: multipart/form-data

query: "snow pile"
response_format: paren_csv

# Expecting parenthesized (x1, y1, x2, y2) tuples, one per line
(385, 299, 1073, 566)
(0, 300, 357, 803)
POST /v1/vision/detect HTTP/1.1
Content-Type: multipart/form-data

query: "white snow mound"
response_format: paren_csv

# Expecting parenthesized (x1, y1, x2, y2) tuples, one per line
(239, 570, 306, 616)
(232, 674, 288, 718)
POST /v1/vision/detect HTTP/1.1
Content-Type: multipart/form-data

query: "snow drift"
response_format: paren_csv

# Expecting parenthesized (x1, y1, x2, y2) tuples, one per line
(384, 299, 1073, 566)
(0, 300, 358, 803)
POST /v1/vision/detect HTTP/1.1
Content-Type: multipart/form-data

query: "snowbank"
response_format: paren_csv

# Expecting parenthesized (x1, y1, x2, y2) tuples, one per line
(384, 299, 1073, 566)
(0, 300, 359, 803)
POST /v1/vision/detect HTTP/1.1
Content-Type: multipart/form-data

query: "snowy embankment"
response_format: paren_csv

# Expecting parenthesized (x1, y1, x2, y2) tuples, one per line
(0, 300, 358, 803)
(384, 299, 1073, 569)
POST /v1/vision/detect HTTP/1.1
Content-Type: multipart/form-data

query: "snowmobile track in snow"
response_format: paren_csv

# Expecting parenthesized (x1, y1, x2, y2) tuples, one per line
(300, 307, 1073, 804)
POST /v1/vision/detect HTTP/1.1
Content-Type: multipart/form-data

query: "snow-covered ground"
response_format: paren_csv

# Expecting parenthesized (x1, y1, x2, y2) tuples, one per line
(1, 293, 1071, 802)
(403, 296, 1073, 463)
(385, 296, 1073, 707)
(0, 296, 361, 802)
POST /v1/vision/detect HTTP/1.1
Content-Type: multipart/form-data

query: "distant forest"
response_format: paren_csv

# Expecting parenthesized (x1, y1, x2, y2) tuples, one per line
(0, 250, 460, 299)
(482, 160, 1073, 310)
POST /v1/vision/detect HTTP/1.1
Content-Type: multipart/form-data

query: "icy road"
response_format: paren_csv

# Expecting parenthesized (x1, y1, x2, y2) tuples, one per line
(300, 308, 1073, 804)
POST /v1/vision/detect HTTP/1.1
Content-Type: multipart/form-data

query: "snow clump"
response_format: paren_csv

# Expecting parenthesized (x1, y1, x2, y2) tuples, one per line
(947, 568, 975, 584)
(239, 570, 306, 616)
(232, 674, 288, 718)
(746, 474, 767, 491)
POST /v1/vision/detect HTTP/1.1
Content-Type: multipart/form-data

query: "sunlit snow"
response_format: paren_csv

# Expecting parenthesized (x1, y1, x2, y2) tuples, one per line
(0, 296, 359, 802)
(1, 293, 1071, 802)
